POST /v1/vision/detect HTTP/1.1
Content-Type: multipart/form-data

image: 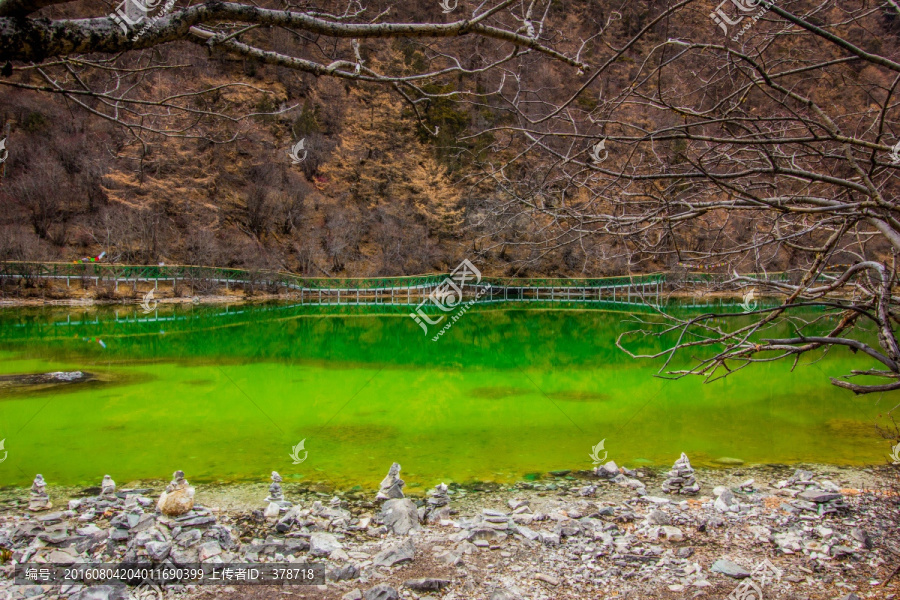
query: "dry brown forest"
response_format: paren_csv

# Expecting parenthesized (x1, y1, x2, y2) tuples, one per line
(4, 0, 900, 390)
(0, 0, 888, 277)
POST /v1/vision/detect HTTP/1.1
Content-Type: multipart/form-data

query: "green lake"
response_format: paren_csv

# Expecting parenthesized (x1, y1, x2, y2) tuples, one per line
(0, 302, 894, 491)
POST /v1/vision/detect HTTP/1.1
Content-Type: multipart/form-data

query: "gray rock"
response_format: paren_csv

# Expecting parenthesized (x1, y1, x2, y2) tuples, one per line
(109, 529, 129, 542)
(661, 453, 700, 495)
(839, 594, 860, 600)
(373, 539, 415, 567)
(169, 545, 199, 565)
(342, 591, 363, 600)
(29, 474, 52, 511)
(711, 559, 751, 579)
(798, 490, 842, 503)
(437, 551, 463, 566)
(309, 532, 343, 557)
(198, 540, 222, 561)
(68, 585, 129, 600)
(100, 475, 116, 498)
(540, 532, 560, 546)
(647, 510, 670, 525)
(427, 482, 450, 507)
(404, 578, 451, 592)
(174, 515, 215, 527)
(131, 514, 155, 534)
(469, 527, 507, 543)
(376, 463, 405, 500)
(329, 563, 360, 581)
(851, 527, 872, 549)
(175, 529, 202, 546)
(36, 511, 64, 523)
(381, 498, 421, 535)
(594, 460, 619, 479)
(145, 541, 172, 562)
(364, 585, 399, 600)
(714, 489, 737, 513)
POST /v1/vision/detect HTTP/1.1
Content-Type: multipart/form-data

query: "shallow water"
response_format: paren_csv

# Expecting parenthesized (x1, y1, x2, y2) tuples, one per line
(0, 302, 893, 490)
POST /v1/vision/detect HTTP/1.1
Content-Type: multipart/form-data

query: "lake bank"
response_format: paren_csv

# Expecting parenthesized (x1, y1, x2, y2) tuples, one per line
(1, 463, 897, 600)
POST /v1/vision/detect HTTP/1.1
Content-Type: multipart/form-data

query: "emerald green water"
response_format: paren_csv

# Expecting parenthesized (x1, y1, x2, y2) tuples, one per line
(0, 302, 894, 491)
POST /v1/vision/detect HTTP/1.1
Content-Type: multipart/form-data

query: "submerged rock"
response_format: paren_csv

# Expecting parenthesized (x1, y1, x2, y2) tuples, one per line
(157, 470, 195, 516)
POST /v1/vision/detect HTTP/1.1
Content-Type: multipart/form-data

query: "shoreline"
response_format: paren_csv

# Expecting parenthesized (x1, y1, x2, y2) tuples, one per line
(0, 463, 890, 509)
(0, 290, 768, 309)
(2, 462, 898, 600)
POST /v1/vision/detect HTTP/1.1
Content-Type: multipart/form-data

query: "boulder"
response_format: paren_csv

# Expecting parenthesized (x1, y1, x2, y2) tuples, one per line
(711, 559, 751, 579)
(329, 563, 361, 582)
(156, 471, 195, 517)
(403, 578, 450, 592)
(373, 539, 415, 567)
(145, 541, 172, 562)
(376, 463, 405, 500)
(309, 532, 343, 557)
(364, 585, 399, 600)
(381, 498, 421, 535)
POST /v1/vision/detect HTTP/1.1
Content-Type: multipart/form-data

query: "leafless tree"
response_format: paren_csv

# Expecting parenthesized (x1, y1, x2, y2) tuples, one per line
(0, 0, 585, 143)
(474, 1, 900, 394)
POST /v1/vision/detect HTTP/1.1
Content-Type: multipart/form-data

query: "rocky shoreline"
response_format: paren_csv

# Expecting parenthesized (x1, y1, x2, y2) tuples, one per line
(1, 461, 898, 600)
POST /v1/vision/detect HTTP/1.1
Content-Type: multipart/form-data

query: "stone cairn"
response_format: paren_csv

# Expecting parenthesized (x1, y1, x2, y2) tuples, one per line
(157, 470, 195, 516)
(425, 482, 451, 523)
(100, 474, 116, 499)
(376, 462, 405, 500)
(29, 474, 51, 511)
(264, 471, 292, 517)
(661, 453, 700, 495)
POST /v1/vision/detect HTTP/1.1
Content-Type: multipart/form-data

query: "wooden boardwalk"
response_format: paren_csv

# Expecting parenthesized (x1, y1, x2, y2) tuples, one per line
(0, 261, 666, 308)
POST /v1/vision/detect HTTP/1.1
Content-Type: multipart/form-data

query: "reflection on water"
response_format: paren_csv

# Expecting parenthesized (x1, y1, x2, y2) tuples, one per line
(0, 301, 891, 489)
